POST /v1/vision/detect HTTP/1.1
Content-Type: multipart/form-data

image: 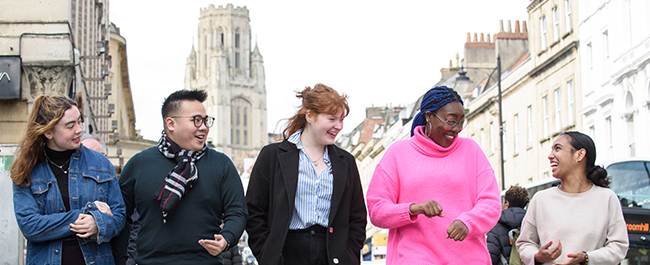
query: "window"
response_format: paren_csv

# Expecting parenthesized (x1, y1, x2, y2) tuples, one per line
(490, 122, 496, 153)
(235, 52, 240, 69)
(236, 129, 240, 145)
(567, 80, 574, 124)
(554, 88, 562, 131)
(514, 114, 520, 155)
(603, 30, 609, 74)
(503, 121, 508, 159)
(586, 42, 593, 70)
(236, 108, 240, 125)
(204, 54, 207, 70)
(243, 108, 248, 126)
(527, 105, 533, 147)
(543, 96, 549, 137)
(606, 116, 612, 158)
(552, 7, 560, 41)
(565, 0, 572, 32)
(244, 130, 248, 145)
(480, 128, 485, 150)
(235, 32, 240, 48)
(220, 33, 224, 46)
(540, 16, 547, 49)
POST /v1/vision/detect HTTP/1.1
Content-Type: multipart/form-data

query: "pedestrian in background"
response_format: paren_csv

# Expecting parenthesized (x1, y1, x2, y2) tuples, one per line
(516, 131, 628, 265)
(487, 185, 529, 265)
(113, 89, 247, 264)
(246, 83, 367, 265)
(366, 86, 501, 264)
(11, 95, 125, 265)
(80, 133, 107, 156)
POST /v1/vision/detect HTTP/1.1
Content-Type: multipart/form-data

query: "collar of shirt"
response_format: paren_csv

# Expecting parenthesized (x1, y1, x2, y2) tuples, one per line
(287, 129, 331, 166)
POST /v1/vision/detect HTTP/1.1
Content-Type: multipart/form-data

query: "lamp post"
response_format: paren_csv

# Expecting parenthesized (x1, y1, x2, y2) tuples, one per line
(454, 55, 505, 191)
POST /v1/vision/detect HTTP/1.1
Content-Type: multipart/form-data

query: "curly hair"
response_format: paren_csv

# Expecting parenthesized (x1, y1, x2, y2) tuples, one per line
(504, 185, 529, 208)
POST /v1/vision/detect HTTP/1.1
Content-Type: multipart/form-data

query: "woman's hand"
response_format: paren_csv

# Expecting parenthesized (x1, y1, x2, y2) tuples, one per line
(446, 220, 468, 241)
(409, 200, 444, 218)
(93, 201, 113, 216)
(534, 239, 562, 263)
(70, 214, 99, 238)
(555, 251, 587, 265)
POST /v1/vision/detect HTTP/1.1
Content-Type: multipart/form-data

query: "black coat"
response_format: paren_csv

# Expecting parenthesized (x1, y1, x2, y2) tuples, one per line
(487, 207, 527, 265)
(246, 140, 367, 265)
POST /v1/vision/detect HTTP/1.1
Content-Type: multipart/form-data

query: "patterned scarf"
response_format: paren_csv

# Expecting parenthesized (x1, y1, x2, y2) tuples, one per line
(156, 130, 207, 222)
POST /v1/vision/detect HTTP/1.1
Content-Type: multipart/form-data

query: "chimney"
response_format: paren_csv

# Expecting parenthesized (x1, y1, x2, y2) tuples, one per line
(480, 33, 484, 42)
(474, 33, 478, 42)
(467, 33, 471, 42)
(449, 60, 452, 68)
(515, 20, 520, 33)
(487, 34, 491, 43)
(522, 21, 528, 33)
(500, 19, 504, 32)
(508, 20, 512, 32)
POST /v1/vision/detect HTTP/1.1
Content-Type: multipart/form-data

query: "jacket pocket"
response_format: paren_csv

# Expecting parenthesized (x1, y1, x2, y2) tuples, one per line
(81, 170, 114, 202)
(29, 180, 54, 213)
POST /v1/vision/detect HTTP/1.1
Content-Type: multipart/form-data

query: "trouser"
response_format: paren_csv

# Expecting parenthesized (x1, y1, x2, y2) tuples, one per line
(282, 225, 328, 265)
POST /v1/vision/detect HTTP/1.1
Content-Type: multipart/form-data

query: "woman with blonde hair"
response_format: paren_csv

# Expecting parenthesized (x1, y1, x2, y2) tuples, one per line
(12, 95, 125, 265)
(246, 83, 367, 265)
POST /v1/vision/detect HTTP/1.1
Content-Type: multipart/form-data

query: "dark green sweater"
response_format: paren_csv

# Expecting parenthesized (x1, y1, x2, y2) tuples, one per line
(113, 147, 247, 265)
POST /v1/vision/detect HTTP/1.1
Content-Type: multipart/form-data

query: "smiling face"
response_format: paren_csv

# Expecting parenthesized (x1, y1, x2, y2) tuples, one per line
(44, 106, 83, 151)
(165, 100, 209, 151)
(424, 101, 465, 147)
(548, 134, 585, 179)
(304, 109, 345, 146)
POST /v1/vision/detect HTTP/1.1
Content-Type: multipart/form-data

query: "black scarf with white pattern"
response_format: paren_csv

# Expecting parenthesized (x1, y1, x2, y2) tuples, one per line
(156, 130, 207, 222)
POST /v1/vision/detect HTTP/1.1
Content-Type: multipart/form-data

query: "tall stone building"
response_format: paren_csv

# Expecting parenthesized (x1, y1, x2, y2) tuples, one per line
(184, 4, 267, 170)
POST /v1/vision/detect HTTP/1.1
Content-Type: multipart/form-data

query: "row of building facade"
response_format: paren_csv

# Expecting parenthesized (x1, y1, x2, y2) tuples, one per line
(334, 0, 650, 260)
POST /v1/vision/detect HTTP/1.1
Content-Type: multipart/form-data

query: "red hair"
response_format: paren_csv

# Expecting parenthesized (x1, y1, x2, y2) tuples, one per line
(281, 84, 349, 140)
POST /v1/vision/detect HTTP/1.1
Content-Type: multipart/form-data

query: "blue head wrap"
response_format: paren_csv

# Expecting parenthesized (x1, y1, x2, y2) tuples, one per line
(410, 86, 463, 137)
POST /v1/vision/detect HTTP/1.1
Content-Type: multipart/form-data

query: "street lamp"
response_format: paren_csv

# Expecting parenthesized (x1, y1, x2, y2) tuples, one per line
(454, 55, 505, 191)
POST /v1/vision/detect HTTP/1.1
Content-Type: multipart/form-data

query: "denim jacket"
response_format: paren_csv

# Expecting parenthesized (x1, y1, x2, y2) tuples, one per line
(13, 145, 126, 265)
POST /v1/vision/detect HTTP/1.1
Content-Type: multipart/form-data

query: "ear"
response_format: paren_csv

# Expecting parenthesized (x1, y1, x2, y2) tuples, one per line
(576, 148, 587, 163)
(165, 117, 176, 132)
(305, 111, 314, 124)
(44, 130, 53, 140)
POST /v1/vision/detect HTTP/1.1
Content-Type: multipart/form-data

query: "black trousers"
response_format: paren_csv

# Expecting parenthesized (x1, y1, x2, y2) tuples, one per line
(282, 225, 328, 265)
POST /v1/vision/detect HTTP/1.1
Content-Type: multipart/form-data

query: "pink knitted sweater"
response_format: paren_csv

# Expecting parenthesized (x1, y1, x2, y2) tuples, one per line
(367, 126, 501, 264)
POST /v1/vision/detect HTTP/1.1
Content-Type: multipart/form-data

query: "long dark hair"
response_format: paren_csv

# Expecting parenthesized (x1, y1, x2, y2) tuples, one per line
(562, 131, 610, 188)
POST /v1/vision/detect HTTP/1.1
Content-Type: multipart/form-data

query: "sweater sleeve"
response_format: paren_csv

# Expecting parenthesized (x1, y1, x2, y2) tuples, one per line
(585, 192, 629, 263)
(366, 155, 417, 229)
(455, 147, 501, 237)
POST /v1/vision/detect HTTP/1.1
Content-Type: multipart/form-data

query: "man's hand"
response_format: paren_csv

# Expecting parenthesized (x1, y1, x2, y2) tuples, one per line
(198, 234, 228, 256)
(93, 201, 113, 216)
(70, 214, 99, 238)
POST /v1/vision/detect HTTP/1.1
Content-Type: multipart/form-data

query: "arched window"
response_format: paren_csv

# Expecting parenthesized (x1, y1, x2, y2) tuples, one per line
(625, 91, 635, 156)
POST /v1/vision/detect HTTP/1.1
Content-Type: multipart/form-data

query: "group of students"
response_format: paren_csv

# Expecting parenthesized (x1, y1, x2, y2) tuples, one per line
(11, 84, 629, 265)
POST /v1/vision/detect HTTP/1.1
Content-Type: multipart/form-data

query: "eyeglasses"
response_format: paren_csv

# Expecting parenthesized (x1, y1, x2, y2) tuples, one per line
(432, 112, 465, 130)
(172, 115, 215, 128)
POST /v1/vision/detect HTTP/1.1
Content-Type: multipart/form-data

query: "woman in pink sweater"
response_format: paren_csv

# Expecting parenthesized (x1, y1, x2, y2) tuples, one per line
(367, 86, 501, 264)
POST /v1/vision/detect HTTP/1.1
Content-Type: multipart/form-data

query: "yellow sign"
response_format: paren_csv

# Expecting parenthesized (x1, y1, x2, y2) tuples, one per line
(374, 233, 388, 246)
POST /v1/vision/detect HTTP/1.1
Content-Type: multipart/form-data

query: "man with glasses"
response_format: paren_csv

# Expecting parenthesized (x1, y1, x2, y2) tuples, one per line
(113, 89, 247, 265)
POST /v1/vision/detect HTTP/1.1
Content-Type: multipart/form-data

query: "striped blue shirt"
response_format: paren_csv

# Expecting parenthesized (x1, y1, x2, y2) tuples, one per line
(287, 129, 333, 229)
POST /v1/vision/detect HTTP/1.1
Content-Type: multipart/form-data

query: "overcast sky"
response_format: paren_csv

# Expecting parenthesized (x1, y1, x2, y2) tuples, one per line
(109, 0, 530, 141)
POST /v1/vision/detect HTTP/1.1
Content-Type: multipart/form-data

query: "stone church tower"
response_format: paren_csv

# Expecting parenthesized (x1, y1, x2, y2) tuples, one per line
(184, 4, 267, 171)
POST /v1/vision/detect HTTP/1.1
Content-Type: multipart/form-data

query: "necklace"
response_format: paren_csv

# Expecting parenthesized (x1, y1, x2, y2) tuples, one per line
(306, 149, 325, 167)
(43, 151, 71, 174)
